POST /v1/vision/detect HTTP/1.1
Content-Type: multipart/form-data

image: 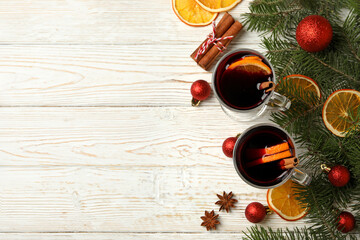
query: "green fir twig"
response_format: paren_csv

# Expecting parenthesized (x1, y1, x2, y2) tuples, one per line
(242, 0, 360, 239)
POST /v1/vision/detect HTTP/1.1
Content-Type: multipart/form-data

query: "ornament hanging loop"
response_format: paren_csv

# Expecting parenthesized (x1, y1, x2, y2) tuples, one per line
(265, 206, 273, 215)
(191, 98, 201, 107)
(321, 164, 331, 173)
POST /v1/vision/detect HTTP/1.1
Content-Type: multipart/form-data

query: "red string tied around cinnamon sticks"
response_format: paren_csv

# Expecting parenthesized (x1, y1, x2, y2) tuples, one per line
(194, 22, 234, 60)
(191, 12, 243, 71)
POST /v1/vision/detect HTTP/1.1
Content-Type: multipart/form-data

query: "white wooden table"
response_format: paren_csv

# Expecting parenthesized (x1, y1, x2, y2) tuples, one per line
(0, 1, 306, 239)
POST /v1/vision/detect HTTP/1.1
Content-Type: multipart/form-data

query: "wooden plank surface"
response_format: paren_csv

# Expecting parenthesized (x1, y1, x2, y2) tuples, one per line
(0, 43, 262, 107)
(0, 0, 262, 107)
(0, 1, 259, 44)
(0, 166, 305, 232)
(0, 0, 309, 238)
(0, 108, 306, 233)
(0, 107, 269, 166)
(0, 233, 248, 240)
(0, 233, 358, 240)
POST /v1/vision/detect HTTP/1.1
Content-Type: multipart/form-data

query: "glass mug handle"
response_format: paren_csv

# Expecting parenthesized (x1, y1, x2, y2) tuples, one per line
(291, 168, 311, 186)
(267, 92, 291, 111)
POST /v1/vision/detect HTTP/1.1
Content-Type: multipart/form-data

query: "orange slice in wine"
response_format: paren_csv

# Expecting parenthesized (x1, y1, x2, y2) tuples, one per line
(246, 142, 290, 159)
(227, 57, 272, 75)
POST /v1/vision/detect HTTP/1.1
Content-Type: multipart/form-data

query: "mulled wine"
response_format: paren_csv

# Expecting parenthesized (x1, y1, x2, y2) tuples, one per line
(214, 51, 273, 110)
(235, 125, 296, 187)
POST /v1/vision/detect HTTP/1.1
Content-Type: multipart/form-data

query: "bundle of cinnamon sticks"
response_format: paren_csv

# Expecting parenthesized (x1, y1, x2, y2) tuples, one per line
(245, 142, 299, 170)
(191, 13, 243, 71)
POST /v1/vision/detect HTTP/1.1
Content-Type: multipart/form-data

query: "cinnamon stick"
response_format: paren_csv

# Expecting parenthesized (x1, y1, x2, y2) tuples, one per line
(259, 81, 275, 93)
(280, 158, 299, 170)
(246, 150, 293, 168)
(198, 21, 243, 71)
(280, 163, 296, 170)
(247, 155, 298, 170)
(279, 157, 298, 166)
(190, 12, 234, 62)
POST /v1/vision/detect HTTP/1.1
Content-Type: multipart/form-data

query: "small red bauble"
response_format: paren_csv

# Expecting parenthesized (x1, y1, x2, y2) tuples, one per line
(296, 15, 333, 52)
(328, 165, 351, 187)
(337, 211, 356, 233)
(191, 80, 211, 101)
(222, 137, 237, 158)
(245, 202, 267, 223)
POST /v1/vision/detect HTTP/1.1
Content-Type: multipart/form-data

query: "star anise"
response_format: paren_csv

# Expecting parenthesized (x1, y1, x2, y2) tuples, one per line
(200, 210, 220, 231)
(215, 191, 238, 212)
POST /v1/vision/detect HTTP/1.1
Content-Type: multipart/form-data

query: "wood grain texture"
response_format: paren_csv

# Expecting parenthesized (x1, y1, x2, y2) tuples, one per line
(0, 1, 259, 44)
(0, 233, 358, 240)
(0, 0, 262, 107)
(0, 108, 309, 233)
(0, 166, 306, 232)
(0, 0, 311, 238)
(0, 233, 249, 240)
(0, 107, 273, 166)
(0, 43, 263, 107)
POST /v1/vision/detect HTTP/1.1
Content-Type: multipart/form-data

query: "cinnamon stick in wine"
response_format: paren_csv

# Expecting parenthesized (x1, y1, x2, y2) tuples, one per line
(190, 12, 234, 62)
(279, 157, 298, 167)
(279, 158, 299, 170)
(198, 21, 243, 70)
(246, 155, 298, 170)
(246, 150, 293, 168)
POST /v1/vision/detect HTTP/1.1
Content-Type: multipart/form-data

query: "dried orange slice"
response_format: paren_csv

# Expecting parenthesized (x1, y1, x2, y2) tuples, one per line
(282, 74, 321, 99)
(172, 0, 218, 27)
(227, 57, 272, 75)
(267, 179, 307, 221)
(322, 89, 360, 137)
(195, 0, 242, 13)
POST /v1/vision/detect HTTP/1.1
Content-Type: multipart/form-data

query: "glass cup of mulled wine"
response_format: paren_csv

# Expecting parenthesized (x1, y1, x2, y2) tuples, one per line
(212, 48, 291, 121)
(233, 123, 311, 189)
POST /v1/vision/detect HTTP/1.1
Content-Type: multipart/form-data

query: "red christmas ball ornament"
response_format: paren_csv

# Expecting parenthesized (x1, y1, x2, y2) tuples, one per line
(328, 165, 351, 187)
(296, 15, 333, 52)
(337, 211, 356, 233)
(222, 137, 237, 158)
(321, 164, 350, 187)
(190, 80, 211, 106)
(245, 202, 271, 223)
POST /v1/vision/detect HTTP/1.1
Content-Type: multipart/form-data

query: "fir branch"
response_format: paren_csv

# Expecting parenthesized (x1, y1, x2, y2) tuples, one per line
(267, 48, 297, 53)
(308, 186, 337, 239)
(309, 54, 358, 83)
(246, 7, 302, 17)
(293, 174, 356, 238)
(342, 127, 360, 178)
(242, 0, 303, 37)
(343, 32, 360, 63)
(342, 10, 360, 63)
(242, 1, 360, 239)
(348, 0, 360, 13)
(243, 225, 357, 240)
(281, 102, 323, 130)
(251, 0, 286, 7)
(277, 57, 293, 77)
